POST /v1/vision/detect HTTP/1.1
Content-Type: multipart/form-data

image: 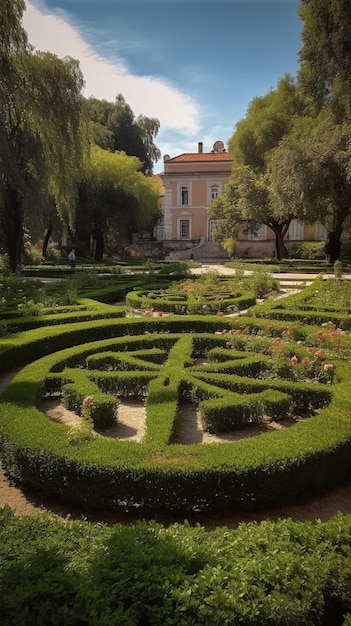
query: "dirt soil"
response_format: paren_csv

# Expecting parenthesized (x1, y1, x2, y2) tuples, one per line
(1, 378, 351, 528)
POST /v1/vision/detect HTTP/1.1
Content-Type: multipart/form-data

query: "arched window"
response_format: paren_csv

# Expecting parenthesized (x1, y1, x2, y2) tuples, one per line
(210, 185, 219, 200)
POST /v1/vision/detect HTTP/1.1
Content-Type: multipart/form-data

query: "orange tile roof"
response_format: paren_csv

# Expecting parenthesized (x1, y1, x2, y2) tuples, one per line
(167, 152, 232, 163)
(150, 174, 164, 194)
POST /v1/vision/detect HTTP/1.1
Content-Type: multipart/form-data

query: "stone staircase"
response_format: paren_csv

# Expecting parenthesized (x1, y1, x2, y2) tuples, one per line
(171, 239, 229, 262)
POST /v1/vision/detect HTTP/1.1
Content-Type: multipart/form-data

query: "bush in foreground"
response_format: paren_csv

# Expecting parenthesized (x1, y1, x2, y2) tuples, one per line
(0, 506, 350, 625)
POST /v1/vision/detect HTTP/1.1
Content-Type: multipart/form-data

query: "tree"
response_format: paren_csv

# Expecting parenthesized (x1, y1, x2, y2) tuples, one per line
(229, 75, 307, 172)
(0, 0, 87, 272)
(210, 76, 306, 259)
(76, 146, 160, 260)
(84, 95, 161, 175)
(298, 0, 351, 122)
(209, 166, 292, 260)
(268, 112, 351, 263)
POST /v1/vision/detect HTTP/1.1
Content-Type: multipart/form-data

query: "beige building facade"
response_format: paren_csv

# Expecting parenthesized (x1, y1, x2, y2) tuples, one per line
(157, 142, 328, 259)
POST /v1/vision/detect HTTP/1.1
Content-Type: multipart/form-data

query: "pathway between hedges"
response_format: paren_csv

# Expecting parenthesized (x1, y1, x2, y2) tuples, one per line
(1, 265, 351, 525)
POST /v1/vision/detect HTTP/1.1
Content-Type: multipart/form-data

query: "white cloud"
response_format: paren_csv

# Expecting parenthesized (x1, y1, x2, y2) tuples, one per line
(23, 1, 200, 136)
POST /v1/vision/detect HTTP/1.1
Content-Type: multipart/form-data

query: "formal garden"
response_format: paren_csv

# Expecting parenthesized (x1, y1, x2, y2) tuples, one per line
(0, 260, 351, 624)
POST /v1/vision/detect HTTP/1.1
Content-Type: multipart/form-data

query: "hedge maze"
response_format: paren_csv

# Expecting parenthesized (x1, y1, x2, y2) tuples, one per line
(1, 274, 351, 514)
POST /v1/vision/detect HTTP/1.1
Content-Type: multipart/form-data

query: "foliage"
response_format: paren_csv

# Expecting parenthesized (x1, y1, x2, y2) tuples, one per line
(67, 395, 95, 444)
(126, 274, 257, 314)
(0, 2, 87, 272)
(298, 0, 351, 121)
(76, 146, 160, 260)
(241, 269, 280, 298)
(268, 111, 351, 263)
(84, 94, 161, 175)
(288, 241, 326, 260)
(22, 241, 43, 266)
(0, 508, 351, 624)
(210, 76, 308, 260)
(1, 304, 351, 513)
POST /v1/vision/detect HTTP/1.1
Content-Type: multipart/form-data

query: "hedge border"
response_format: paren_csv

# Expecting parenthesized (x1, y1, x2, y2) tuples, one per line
(0, 314, 351, 513)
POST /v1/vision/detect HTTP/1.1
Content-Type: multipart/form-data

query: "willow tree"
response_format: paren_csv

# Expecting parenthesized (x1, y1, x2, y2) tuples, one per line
(76, 146, 160, 260)
(0, 0, 87, 272)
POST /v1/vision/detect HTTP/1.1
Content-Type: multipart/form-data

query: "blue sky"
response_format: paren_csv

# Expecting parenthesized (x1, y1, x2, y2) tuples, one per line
(24, 0, 302, 172)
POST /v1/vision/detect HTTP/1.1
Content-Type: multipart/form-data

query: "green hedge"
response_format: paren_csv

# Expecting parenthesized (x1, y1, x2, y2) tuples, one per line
(0, 316, 350, 513)
(0, 315, 313, 372)
(126, 288, 256, 314)
(1, 507, 351, 625)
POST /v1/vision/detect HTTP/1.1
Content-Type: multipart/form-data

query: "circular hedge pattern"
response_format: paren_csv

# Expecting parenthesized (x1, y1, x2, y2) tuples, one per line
(1, 313, 351, 513)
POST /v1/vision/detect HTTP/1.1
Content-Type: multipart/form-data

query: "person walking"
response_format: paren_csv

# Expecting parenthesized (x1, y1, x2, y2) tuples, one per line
(68, 248, 76, 269)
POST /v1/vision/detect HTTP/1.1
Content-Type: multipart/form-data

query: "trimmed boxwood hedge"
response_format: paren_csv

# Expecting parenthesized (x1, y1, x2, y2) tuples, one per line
(249, 276, 351, 329)
(0, 310, 350, 513)
(126, 287, 256, 314)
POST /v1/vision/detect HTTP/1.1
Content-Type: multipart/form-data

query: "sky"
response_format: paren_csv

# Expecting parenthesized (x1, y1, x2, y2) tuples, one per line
(23, 0, 303, 173)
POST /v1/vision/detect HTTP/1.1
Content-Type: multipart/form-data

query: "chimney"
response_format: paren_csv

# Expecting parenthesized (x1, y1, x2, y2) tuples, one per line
(198, 142, 203, 154)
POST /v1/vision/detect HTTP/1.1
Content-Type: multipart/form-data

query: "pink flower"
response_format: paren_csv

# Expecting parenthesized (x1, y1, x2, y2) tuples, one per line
(315, 349, 323, 358)
(236, 328, 243, 334)
(307, 347, 314, 353)
(82, 395, 94, 409)
(324, 363, 334, 371)
(301, 358, 309, 366)
(290, 356, 298, 365)
(226, 340, 233, 348)
(156, 311, 163, 317)
(216, 311, 224, 316)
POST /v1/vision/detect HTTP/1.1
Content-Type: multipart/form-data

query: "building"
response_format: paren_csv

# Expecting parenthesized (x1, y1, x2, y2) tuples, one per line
(160, 141, 232, 259)
(156, 141, 328, 259)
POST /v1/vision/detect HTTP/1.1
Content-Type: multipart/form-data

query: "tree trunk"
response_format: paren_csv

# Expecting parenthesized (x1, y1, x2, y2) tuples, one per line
(42, 223, 53, 259)
(94, 226, 104, 261)
(274, 229, 289, 260)
(325, 230, 342, 264)
(3, 186, 24, 274)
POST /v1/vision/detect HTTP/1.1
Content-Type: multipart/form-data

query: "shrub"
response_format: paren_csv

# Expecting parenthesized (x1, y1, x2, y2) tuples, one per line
(288, 241, 326, 260)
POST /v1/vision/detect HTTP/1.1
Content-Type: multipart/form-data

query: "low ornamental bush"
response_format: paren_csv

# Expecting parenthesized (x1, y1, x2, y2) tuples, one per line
(0, 507, 351, 625)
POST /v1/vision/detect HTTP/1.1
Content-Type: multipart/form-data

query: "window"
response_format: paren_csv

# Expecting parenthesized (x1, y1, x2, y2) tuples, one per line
(208, 219, 218, 240)
(210, 185, 219, 200)
(288, 219, 304, 241)
(248, 224, 267, 241)
(179, 219, 190, 239)
(181, 186, 188, 206)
